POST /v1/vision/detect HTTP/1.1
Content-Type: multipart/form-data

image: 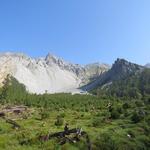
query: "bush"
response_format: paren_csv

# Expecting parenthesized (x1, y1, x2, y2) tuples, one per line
(110, 110, 120, 119)
(122, 102, 130, 109)
(135, 101, 144, 107)
(55, 116, 64, 126)
(124, 110, 130, 117)
(94, 133, 116, 150)
(92, 117, 104, 127)
(116, 106, 123, 114)
(39, 109, 50, 120)
(59, 112, 66, 118)
(131, 111, 144, 123)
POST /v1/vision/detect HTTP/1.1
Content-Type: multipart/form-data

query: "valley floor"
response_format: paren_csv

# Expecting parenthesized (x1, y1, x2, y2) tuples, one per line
(0, 96, 149, 150)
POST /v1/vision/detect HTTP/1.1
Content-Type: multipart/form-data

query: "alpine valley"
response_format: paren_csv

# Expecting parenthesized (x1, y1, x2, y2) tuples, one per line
(0, 52, 150, 150)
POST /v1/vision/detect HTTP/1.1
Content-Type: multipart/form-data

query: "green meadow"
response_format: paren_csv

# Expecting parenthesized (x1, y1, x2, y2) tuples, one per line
(0, 93, 150, 150)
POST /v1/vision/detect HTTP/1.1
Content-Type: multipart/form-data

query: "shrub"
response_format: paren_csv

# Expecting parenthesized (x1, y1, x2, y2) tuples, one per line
(59, 112, 66, 118)
(135, 101, 144, 107)
(55, 116, 64, 126)
(110, 110, 120, 119)
(116, 106, 123, 114)
(39, 109, 50, 120)
(94, 133, 116, 150)
(131, 111, 144, 123)
(124, 110, 130, 117)
(122, 102, 130, 109)
(92, 117, 104, 127)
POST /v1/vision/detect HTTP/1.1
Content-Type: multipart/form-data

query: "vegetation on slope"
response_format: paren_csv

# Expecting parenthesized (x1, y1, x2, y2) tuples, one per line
(93, 68, 150, 100)
(0, 73, 149, 150)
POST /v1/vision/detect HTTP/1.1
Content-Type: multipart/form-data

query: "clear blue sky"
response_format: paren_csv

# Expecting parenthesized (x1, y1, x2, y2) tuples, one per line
(0, 0, 150, 65)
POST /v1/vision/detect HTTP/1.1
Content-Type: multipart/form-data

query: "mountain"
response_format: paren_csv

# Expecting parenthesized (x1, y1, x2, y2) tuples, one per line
(105, 69, 150, 99)
(145, 63, 150, 68)
(94, 68, 150, 98)
(84, 63, 110, 82)
(82, 58, 144, 91)
(0, 52, 109, 94)
(45, 53, 110, 84)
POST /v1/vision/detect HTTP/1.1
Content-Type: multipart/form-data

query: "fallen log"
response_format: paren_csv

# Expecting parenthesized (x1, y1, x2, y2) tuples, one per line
(39, 128, 92, 150)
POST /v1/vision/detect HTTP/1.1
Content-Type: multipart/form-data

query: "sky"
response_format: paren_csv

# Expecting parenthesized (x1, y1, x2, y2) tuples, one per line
(0, 0, 150, 65)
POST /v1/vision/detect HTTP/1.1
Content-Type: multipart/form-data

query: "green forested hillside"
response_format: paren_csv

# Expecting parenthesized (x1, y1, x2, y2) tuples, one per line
(0, 75, 27, 103)
(94, 69, 150, 100)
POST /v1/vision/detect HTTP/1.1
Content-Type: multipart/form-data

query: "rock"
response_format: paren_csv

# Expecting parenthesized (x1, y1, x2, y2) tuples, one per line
(82, 58, 144, 91)
(0, 52, 109, 94)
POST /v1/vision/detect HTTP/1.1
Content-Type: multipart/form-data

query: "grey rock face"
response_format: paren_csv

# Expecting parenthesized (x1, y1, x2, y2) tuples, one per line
(145, 63, 150, 68)
(0, 52, 110, 93)
(82, 58, 144, 91)
(44, 53, 110, 84)
(108, 58, 143, 80)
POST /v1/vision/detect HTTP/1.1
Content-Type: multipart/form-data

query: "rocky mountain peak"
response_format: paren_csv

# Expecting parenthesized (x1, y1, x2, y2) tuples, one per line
(145, 63, 150, 68)
(0, 52, 110, 94)
(45, 53, 59, 65)
(82, 58, 144, 91)
(112, 58, 142, 75)
(45, 53, 83, 75)
(114, 58, 133, 67)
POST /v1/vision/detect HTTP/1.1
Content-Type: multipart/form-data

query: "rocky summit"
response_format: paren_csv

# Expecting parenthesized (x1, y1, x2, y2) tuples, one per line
(0, 52, 109, 94)
(82, 58, 144, 91)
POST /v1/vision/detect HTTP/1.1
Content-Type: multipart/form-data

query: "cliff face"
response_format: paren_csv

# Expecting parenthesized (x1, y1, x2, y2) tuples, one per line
(105, 58, 143, 81)
(82, 58, 144, 91)
(0, 52, 109, 94)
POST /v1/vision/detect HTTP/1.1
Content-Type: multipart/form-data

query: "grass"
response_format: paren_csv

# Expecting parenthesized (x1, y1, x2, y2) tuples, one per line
(0, 74, 149, 149)
(0, 94, 149, 150)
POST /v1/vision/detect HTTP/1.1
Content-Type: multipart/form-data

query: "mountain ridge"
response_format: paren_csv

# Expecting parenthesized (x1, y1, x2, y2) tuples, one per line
(0, 52, 109, 94)
(82, 58, 144, 92)
(0, 52, 147, 95)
